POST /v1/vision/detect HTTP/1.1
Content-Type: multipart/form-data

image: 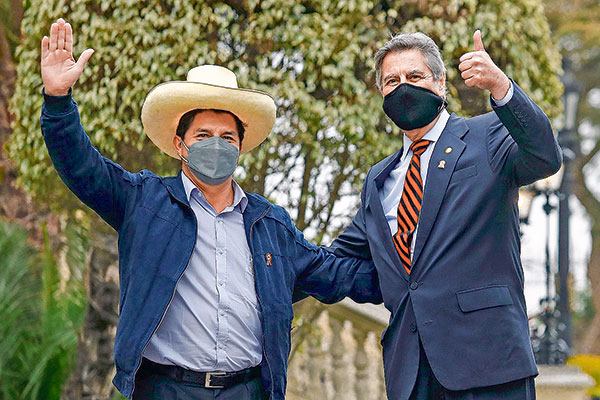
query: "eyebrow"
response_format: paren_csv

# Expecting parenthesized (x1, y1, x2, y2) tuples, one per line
(193, 128, 238, 138)
(383, 73, 398, 83)
(383, 69, 427, 83)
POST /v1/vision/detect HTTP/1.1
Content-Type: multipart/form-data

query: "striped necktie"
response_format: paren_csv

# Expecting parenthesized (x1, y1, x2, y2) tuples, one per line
(393, 139, 431, 274)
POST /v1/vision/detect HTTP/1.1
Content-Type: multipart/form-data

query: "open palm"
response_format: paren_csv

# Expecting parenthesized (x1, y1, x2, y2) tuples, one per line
(41, 18, 94, 96)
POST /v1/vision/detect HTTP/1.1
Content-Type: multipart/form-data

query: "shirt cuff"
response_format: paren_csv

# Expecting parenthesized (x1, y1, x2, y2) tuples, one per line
(42, 88, 74, 114)
(491, 81, 513, 107)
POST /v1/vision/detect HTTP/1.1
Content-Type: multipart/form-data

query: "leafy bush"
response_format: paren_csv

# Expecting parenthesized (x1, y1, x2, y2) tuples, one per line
(0, 218, 87, 400)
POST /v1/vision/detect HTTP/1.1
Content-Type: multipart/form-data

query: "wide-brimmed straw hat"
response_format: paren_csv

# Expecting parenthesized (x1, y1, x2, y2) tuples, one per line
(141, 65, 276, 158)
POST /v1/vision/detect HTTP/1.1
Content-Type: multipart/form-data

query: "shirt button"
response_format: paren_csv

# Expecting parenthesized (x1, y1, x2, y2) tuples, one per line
(410, 282, 419, 290)
(217, 248, 224, 255)
(220, 311, 226, 316)
(410, 323, 417, 332)
(219, 281, 225, 286)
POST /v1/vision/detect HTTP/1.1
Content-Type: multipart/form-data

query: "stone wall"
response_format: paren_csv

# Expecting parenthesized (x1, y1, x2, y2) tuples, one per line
(286, 300, 596, 399)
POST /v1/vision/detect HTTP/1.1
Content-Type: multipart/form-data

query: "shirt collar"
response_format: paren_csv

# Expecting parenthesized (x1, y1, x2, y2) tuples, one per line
(181, 171, 248, 212)
(401, 109, 450, 160)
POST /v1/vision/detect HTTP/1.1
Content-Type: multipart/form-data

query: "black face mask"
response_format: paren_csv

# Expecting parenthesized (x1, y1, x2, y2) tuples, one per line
(382, 83, 447, 131)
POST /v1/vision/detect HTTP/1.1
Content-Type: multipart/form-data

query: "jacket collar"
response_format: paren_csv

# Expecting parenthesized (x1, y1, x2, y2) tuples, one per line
(163, 172, 271, 242)
(244, 192, 272, 226)
(163, 171, 190, 207)
(164, 170, 256, 214)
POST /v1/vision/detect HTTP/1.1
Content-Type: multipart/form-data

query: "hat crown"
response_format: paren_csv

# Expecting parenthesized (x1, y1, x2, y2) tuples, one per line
(186, 65, 238, 89)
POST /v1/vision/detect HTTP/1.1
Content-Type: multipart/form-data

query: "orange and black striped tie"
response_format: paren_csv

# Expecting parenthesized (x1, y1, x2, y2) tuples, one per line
(393, 139, 431, 274)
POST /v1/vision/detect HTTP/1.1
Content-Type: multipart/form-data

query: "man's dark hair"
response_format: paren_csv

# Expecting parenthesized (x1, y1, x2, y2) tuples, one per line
(175, 109, 246, 144)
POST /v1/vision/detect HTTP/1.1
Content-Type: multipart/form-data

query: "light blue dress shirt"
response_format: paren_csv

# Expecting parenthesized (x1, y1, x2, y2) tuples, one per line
(380, 83, 514, 259)
(143, 173, 263, 372)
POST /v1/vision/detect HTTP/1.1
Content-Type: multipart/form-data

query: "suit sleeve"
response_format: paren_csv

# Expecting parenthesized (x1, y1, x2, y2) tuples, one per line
(489, 80, 563, 186)
(41, 90, 136, 231)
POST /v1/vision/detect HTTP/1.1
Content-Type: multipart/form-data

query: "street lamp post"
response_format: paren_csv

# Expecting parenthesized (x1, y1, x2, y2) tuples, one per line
(557, 65, 581, 352)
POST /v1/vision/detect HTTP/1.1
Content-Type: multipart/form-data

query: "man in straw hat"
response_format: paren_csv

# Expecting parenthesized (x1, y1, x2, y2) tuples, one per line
(40, 18, 381, 400)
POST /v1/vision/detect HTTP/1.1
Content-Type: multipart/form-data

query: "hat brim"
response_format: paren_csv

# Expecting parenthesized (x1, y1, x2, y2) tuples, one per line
(141, 81, 276, 158)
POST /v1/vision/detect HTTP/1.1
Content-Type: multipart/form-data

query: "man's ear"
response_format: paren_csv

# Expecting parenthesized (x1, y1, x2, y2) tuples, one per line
(173, 134, 183, 155)
(438, 73, 447, 99)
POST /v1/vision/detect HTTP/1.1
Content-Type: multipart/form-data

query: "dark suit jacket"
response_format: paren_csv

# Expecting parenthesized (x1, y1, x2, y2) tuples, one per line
(329, 81, 562, 399)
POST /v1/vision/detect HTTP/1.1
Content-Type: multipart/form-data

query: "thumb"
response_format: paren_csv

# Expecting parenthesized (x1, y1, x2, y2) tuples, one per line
(474, 30, 485, 52)
(75, 48, 94, 70)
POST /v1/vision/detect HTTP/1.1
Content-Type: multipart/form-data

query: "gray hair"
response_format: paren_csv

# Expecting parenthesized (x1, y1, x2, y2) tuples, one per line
(374, 32, 446, 90)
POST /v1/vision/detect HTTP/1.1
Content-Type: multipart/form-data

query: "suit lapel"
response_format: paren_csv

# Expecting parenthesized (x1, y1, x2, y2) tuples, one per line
(366, 149, 410, 282)
(411, 115, 468, 268)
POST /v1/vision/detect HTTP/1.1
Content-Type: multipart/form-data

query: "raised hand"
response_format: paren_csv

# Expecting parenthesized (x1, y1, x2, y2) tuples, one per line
(458, 30, 510, 101)
(41, 18, 94, 96)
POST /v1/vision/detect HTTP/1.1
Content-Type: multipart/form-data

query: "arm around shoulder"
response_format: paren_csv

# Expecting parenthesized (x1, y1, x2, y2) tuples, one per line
(290, 176, 382, 304)
(327, 170, 372, 259)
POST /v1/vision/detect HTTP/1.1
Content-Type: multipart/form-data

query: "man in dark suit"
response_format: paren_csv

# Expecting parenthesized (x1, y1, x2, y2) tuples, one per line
(329, 31, 562, 399)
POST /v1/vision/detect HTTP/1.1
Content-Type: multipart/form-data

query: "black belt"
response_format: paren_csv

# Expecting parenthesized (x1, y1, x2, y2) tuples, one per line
(139, 358, 261, 389)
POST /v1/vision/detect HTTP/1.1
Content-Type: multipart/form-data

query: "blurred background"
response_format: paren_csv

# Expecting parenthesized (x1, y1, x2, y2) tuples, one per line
(1, 0, 599, 399)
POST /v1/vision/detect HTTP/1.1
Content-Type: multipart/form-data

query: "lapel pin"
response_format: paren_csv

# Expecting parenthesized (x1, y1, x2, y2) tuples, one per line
(438, 160, 446, 169)
(265, 253, 273, 266)
(445, 147, 453, 154)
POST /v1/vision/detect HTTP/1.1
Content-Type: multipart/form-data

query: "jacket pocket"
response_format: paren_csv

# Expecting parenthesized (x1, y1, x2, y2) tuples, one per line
(450, 164, 478, 183)
(139, 202, 182, 228)
(456, 284, 513, 313)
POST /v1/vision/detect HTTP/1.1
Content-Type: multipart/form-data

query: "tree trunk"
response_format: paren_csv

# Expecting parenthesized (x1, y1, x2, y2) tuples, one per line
(573, 153, 600, 354)
(581, 232, 600, 353)
(62, 223, 120, 400)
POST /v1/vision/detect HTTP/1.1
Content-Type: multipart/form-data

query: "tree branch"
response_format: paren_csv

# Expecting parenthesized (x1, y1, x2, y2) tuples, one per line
(295, 145, 314, 230)
(579, 133, 600, 166)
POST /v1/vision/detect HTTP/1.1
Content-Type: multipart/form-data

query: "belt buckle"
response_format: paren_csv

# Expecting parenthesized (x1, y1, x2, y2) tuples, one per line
(205, 372, 227, 389)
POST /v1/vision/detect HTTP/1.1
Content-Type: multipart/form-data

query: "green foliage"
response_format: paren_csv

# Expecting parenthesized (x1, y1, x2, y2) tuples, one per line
(0, 219, 38, 399)
(0, 218, 87, 400)
(7, 0, 562, 242)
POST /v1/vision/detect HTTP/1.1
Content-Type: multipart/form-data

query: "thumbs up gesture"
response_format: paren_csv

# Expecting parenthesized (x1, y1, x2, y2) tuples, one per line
(458, 30, 510, 101)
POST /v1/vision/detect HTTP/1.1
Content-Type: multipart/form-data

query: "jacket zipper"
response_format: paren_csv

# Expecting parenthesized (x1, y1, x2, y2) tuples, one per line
(130, 190, 197, 396)
(249, 206, 275, 399)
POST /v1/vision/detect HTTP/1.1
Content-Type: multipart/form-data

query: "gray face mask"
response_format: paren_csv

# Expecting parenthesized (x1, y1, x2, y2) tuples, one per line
(179, 136, 240, 186)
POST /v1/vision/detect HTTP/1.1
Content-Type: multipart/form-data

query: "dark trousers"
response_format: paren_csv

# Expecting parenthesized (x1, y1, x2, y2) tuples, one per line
(133, 362, 267, 400)
(410, 339, 536, 400)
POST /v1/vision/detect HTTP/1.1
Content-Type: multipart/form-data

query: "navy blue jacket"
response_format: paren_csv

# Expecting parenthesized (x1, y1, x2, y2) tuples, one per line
(40, 92, 382, 399)
(329, 82, 563, 399)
